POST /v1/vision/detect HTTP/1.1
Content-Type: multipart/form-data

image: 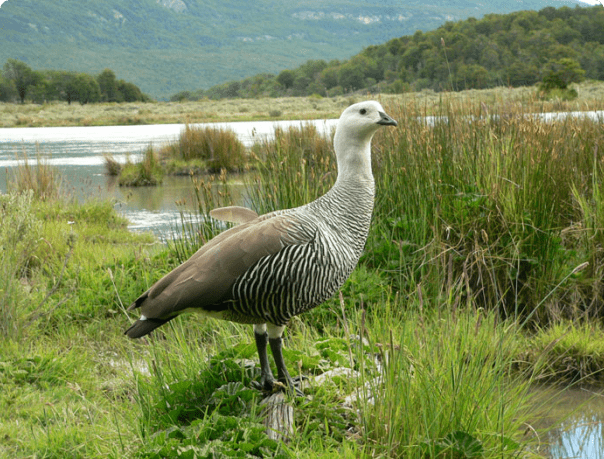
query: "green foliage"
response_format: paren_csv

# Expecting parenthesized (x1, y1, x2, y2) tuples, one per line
(6, 0, 594, 99)
(4, 111, 604, 456)
(519, 321, 604, 384)
(540, 58, 585, 91)
(0, 192, 41, 340)
(97, 68, 121, 102)
(133, 341, 287, 458)
(3, 59, 38, 103)
(65, 72, 101, 105)
(0, 59, 149, 104)
(136, 413, 283, 459)
(359, 100, 604, 324)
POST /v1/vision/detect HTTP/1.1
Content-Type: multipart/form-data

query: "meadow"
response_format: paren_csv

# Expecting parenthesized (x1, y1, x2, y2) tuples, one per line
(0, 80, 603, 128)
(1, 87, 604, 457)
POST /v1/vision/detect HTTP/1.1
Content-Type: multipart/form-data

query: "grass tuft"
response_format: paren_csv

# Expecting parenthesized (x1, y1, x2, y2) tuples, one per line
(6, 150, 63, 200)
(118, 146, 163, 186)
(158, 124, 247, 173)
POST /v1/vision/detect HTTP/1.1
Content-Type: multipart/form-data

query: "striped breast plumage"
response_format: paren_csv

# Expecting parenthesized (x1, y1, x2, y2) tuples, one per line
(226, 185, 374, 326)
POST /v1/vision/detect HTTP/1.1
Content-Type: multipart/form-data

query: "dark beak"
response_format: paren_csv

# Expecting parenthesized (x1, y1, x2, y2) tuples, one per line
(377, 111, 398, 126)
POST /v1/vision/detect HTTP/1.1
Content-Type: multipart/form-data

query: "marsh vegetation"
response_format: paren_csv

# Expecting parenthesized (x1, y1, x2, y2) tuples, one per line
(1, 92, 604, 457)
(1, 80, 604, 128)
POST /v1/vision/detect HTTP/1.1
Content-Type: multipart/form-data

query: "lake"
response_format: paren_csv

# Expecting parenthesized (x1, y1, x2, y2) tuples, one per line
(1, 114, 604, 457)
(0, 119, 337, 237)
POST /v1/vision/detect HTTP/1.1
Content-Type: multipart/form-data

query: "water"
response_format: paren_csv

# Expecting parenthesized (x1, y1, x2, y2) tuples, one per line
(537, 386, 604, 458)
(0, 119, 337, 235)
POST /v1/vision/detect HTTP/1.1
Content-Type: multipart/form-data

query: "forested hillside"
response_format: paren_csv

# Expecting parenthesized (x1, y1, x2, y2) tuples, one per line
(181, 5, 604, 100)
(0, 0, 589, 99)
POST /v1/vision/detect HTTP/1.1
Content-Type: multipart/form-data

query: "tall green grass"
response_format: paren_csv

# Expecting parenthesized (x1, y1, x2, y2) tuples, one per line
(4, 99, 604, 457)
(170, 168, 237, 263)
(359, 302, 534, 458)
(368, 101, 604, 324)
(158, 124, 247, 172)
(0, 191, 41, 340)
(127, 284, 542, 457)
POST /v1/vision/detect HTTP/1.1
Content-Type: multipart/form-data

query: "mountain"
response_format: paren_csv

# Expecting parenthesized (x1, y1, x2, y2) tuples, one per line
(0, 0, 593, 99)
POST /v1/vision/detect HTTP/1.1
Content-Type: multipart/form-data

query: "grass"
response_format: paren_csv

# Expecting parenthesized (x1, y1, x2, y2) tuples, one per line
(157, 124, 247, 172)
(247, 123, 335, 214)
(359, 306, 533, 458)
(3, 90, 604, 457)
(118, 146, 164, 186)
(5, 150, 63, 201)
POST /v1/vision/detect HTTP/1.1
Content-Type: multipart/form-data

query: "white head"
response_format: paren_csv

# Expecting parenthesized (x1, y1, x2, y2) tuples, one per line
(333, 101, 397, 182)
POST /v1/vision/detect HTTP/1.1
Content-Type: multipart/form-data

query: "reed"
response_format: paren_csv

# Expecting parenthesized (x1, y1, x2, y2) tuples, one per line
(358, 303, 536, 458)
(6, 150, 62, 200)
(169, 168, 236, 263)
(0, 191, 41, 340)
(367, 99, 604, 324)
(102, 153, 122, 176)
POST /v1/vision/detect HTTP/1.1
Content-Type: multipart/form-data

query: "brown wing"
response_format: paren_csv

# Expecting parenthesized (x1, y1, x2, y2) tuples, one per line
(127, 212, 309, 321)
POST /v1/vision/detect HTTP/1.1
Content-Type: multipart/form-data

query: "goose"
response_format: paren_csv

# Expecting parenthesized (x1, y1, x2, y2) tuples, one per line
(125, 101, 397, 393)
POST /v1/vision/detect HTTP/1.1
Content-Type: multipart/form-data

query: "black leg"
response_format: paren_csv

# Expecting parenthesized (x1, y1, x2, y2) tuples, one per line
(268, 335, 293, 386)
(269, 335, 304, 397)
(254, 328, 275, 391)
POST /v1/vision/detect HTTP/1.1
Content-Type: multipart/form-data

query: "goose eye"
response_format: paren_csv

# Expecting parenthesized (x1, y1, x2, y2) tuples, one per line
(359, 108, 367, 115)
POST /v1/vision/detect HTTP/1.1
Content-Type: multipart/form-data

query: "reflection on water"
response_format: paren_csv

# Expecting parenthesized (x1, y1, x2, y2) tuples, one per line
(534, 386, 604, 458)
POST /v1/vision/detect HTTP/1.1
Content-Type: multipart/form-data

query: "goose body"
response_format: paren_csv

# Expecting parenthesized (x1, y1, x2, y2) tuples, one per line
(125, 101, 397, 392)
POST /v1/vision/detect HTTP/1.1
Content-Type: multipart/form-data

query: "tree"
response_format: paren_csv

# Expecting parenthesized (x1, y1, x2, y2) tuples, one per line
(117, 80, 144, 102)
(63, 73, 101, 104)
(3, 59, 38, 103)
(97, 68, 121, 102)
(276, 69, 295, 89)
(319, 66, 339, 89)
(0, 74, 17, 102)
(540, 58, 585, 91)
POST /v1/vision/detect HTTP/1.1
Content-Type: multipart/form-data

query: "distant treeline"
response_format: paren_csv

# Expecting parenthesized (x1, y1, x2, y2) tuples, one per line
(0, 60, 151, 104)
(172, 5, 604, 101)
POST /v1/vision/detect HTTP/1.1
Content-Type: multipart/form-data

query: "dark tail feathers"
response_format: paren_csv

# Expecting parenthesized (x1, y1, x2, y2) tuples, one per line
(124, 317, 173, 338)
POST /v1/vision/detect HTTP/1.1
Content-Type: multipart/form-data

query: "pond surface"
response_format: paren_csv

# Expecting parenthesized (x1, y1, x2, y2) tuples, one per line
(536, 386, 604, 458)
